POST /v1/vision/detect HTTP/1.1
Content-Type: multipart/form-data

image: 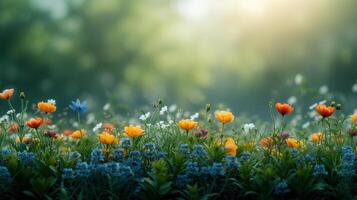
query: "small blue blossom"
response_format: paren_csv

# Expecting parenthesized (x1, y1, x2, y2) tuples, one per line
(113, 149, 125, 161)
(1, 149, 12, 156)
(90, 149, 104, 164)
(75, 162, 91, 178)
(121, 138, 131, 149)
(179, 144, 190, 154)
(18, 151, 35, 166)
(274, 180, 290, 195)
(0, 166, 12, 184)
(186, 162, 200, 177)
(69, 99, 88, 114)
(210, 163, 225, 176)
(240, 151, 251, 162)
(62, 168, 75, 180)
(290, 149, 299, 157)
(176, 174, 190, 189)
(192, 145, 207, 158)
(313, 164, 328, 176)
(69, 151, 81, 160)
(340, 146, 355, 178)
(225, 155, 240, 169)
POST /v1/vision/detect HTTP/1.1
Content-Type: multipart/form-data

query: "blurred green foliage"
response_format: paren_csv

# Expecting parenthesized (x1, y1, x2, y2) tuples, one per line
(0, 0, 356, 115)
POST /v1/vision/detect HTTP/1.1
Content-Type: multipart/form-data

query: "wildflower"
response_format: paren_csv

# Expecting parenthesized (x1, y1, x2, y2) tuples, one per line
(215, 111, 234, 124)
(8, 123, 20, 132)
(62, 168, 75, 180)
(69, 151, 81, 160)
(75, 162, 91, 178)
(63, 129, 73, 136)
(190, 113, 199, 120)
(121, 138, 131, 148)
(18, 151, 35, 166)
(294, 74, 303, 85)
(93, 122, 103, 132)
(1, 149, 12, 156)
(313, 164, 328, 176)
(340, 146, 355, 178)
(0, 166, 12, 184)
(6, 109, 15, 115)
(103, 123, 115, 132)
(240, 151, 251, 162)
(275, 102, 294, 116)
(124, 125, 144, 138)
(46, 130, 57, 138)
(139, 112, 150, 121)
(274, 180, 290, 195)
(179, 144, 190, 154)
(113, 149, 125, 161)
(0, 88, 14, 100)
(71, 129, 86, 139)
(26, 117, 43, 129)
(192, 145, 207, 158)
(302, 122, 310, 129)
(348, 129, 357, 136)
(315, 104, 334, 118)
(286, 138, 301, 148)
(260, 137, 273, 147)
(0, 115, 9, 124)
(351, 112, 357, 124)
(160, 106, 168, 115)
(225, 137, 238, 156)
(287, 96, 297, 105)
(178, 119, 198, 132)
(243, 123, 255, 134)
(224, 155, 240, 169)
(194, 129, 208, 138)
(310, 132, 324, 142)
(290, 149, 299, 157)
(90, 149, 105, 164)
(186, 162, 200, 177)
(210, 163, 225, 176)
(280, 131, 290, 139)
(69, 99, 88, 114)
(169, 104, 177, 112)
(37, 101, 56, 113)
(103, 103, 110, 111)
(99, 131, 116, 145)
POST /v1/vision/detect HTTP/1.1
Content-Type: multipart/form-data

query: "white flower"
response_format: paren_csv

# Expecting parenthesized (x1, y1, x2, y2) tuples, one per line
(243, 123, 255, 134)
(352, 83, 357, 93)
(103, 103, 110, 111)
(302, 122, 310, 129)
(93, 123, 102, 132)
(190, 113, 199, 120)
(86, 113, 95, 125)
(294, 74, 303, 85)
(48, 125, 57, 130)
(156, 121, 169, 129)
(6, 109, 15, 115)
(287, 96, 297, 105)
(169, 104, 177, 112)
(319, 85, 328, 95)
(160, 106, 168, 115)
(47, 99, 56, 105)
(0, 115, 9, 123)
(72, 122, 79, 128)
(139, 112, 150, 121)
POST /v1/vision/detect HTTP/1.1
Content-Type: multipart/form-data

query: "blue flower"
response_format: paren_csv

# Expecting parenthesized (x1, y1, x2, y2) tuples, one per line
(62, 168, 75, 180)
(274, 180, 290, 195)
(18, 151, 35, 166)
(113, 149, 125, 161)
(0, 166, 12, 184)
(210, 163, 225, 176)
(1, 148, 12, 157)
(225, 155, 240, 169)
(340, 146, 355, 178)
(186, 162, 200, 177)
(69, 151, 81, 160)
(179, 144, 190, 154)
(144, 143, 157, 159)
(192, 145, 207, 158)
(176, 174, 190, 189)
(313, 164, 328, 176)
(121, 138, 131, 149)
(75, 162, 91, 178)
(90, 149, 104, 164)
(290, 149, 299, 157)
(69, 99, 88, 114)
(240, 151, 251, 162)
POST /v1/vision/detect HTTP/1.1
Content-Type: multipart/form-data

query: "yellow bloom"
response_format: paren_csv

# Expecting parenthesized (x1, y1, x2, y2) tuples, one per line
(271, 148, 282, 157)
(243, 141, 256, 151)
(352, 112, 357, 123)
(286, 138, 302, 148)
(178, 119, 198, 131)
(215, 111, 234, 124)
(124, 125, 144, 138)
(71, 129, 86, 139)
(99, 131, 116, 145)
(225, 137, 238, 156)
(310, 132, 324, 142)
(37, 101, 56, 113)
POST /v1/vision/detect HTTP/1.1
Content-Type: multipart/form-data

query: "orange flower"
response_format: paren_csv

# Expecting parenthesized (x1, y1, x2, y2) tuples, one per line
(260, 137, 273, 147)
(37, 101, 56, 113)
(103, 123, 115, 132)
(225, 137, 238, 156)
(215, 111, 234, 124)
(99, 131, 116, 145)
(0, 88, 14, 100)
(275, 102, 294, 116)
(178, 119, 198, 131)
(124, 125, 144, 138)
(63, 129, 73, 136)
(310, 132, 324, 142)
(26, 117, 43, 129)
(351, 112, 357, 124)
(8, 123, 20, 132)
(71, 129, 86, 139)
(315, 104, 334, 118)
(286, 138, 302, 148)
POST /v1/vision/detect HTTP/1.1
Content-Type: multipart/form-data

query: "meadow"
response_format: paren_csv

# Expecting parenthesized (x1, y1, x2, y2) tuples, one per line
(0, 88, 356, 199)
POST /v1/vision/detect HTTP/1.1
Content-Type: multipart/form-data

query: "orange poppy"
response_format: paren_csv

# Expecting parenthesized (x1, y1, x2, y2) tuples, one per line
(0, 88, 14, 100)
(37, 101, 57, 113)
(215, 111, 235, 124)
(103, 123, 115, 132)
(124, 125, 144, 138)
(26, 117, 43, 129)
(99, 131, 117, 145)
(351, 112, 357, 123)
(275, 102, 294, 116)
(71, 129, 86, 139)
(315, 104, 334, 118)
(63, 129, 73, 136)
(286, 138, 302, 148)
(225, 137, 238, 156)
(310, 132, 324, 142)
(178, 119, 198, 131)
(260, 137, 273, 147)
(8, 123, 20, 132)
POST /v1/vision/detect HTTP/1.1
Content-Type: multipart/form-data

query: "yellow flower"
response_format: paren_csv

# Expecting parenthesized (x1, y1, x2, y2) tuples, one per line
(37, 101, 56, 113)
(215, 111, 234, 124)
(271, 148, 282, 157)
(99, 131, 116, 145)
(71, 129, 86, 139)
(124, 125, 144, 138)
(286, 138, 301, 148)
(352, 112, 357, 124)
(224, 137, 238, 156)
(243, 141, 256, 151)
(310, 132, 324, 142)
(178, 119, 198, 131)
